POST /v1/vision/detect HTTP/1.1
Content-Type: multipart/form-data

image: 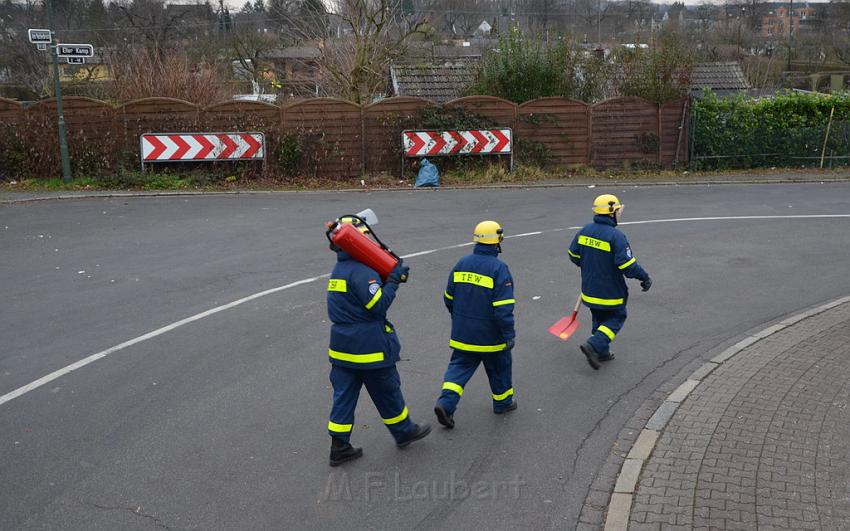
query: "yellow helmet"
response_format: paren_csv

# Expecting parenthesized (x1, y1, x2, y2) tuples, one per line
(473, 220, 504, 244)
(338, 215, 370, 234)
(592, 194, 623, 215)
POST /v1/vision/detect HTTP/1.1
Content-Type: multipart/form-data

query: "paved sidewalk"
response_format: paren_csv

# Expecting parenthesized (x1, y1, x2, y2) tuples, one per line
(624, 300, 850, 530)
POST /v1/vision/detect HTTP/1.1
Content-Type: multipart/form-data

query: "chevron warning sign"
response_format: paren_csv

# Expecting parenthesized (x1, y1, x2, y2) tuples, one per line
(403, 129, 511, 157)
(140, 133, 265, 163)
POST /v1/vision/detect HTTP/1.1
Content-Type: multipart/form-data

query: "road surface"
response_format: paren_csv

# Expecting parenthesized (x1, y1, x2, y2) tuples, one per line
(2, 183, 849, 529)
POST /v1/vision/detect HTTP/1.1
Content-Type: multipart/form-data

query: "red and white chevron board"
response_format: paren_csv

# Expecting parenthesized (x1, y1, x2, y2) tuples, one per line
(140, 133, 264, 162)
(402, 129, 511, 157)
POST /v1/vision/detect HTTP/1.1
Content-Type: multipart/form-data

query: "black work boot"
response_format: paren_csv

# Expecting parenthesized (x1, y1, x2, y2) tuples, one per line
(580, 343, 601, 370)
(396, 423, 432, 448)
(329, 438, 363, 466)
(434, 405, 455, 429)
(598, 352, 615, 362)
(494, 399, 518, 414)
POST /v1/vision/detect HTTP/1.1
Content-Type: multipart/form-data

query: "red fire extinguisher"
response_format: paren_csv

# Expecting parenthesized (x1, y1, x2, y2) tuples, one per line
(326, 214, 407, 282)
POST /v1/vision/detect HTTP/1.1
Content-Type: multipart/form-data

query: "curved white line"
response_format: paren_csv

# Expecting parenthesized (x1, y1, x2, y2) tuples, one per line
(2, 213, 850, 408)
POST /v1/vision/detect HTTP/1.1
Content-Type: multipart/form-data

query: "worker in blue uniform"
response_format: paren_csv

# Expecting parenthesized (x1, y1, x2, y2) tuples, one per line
(326, 218, 430, 466)
(568, 194, 652, 370)
(434, 220, 517, 429)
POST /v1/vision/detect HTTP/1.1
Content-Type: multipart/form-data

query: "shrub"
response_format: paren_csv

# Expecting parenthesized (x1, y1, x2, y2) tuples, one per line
(469, 28, 615, 104)
(692, 90, 850, 169)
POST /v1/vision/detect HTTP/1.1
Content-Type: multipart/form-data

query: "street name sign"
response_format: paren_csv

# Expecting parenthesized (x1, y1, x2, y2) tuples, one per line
(57, 44, 94, 58)
(66, 57, 85, 64)
(28, 29, 52, 44)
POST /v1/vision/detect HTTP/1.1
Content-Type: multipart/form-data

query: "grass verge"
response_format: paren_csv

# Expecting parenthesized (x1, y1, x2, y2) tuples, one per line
(1, 164, 849, 194)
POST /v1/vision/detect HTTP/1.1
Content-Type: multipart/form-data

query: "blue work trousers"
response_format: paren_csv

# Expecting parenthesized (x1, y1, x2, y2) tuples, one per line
(436, 349, 514, 415)
(328, 365, 414, 443)
(587, 307, 628, 358)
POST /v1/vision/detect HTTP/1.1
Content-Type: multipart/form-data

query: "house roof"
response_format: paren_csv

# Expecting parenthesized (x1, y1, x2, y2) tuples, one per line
(390, 59, 478, 103)
(690, 62, 750, 95)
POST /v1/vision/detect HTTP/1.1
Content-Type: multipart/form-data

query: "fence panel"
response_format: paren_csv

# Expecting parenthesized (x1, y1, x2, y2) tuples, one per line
(283, 98, 362, 179)
(517, 97, 590, 166)
(25, 97, 116, 177)
(363, 97, 433, 174)
(0, 98, 25, 177)
(591, 97, 659, 168)
(202, 101, 282, 170)
(445, 96, 517, 127)
(118, 98, 200, 168)
(659, 99, 689, 167)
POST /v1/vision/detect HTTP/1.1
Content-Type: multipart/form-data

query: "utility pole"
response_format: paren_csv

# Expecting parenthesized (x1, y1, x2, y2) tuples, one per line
(46, 0, 72, 182)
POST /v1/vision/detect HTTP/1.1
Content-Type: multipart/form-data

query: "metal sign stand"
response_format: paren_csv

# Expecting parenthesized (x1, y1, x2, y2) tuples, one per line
(30, 12, 94, 183)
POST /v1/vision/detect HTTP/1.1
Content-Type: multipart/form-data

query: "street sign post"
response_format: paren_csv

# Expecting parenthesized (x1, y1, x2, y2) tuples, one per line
(45, 2, 73, 182)
(66, 57, 85, 64)
(56, 44, 93, 58)
(28, 28, 51, 44)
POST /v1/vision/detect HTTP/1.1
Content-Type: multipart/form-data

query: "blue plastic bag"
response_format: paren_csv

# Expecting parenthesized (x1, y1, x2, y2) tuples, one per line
(415, 158, 440, 187)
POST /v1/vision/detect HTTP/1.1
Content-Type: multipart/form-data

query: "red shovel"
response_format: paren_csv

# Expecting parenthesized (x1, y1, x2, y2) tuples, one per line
(548, 294, 582, 341)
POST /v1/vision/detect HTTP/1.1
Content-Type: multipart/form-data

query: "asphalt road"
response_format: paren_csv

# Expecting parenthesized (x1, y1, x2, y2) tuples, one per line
(2, 183, 850, 530)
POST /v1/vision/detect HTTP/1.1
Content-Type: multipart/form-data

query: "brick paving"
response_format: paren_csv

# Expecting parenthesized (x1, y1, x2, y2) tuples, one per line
(628, 301, 850, 530)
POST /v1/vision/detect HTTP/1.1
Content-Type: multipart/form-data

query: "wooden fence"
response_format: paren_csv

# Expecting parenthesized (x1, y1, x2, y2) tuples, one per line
(0, 95, 689, 179)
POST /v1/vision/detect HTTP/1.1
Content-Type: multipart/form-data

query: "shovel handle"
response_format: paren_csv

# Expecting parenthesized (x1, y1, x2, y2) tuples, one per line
(572, 293, 582, 313)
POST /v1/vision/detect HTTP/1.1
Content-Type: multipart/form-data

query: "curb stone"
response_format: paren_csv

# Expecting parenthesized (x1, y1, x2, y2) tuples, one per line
(2, 176, 850, 204)
(601, 294, 850, 531)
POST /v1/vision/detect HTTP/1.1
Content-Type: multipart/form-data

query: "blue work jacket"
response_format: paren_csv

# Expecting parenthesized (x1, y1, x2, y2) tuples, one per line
(443, 243, 516, 352)
(568, 215, 649, 310)
(326, 251, 400, 369)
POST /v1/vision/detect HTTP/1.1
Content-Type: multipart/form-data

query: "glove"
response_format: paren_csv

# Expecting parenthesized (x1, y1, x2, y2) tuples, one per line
(387, 261, 410, 284)
(640, 277, 652, 292)
(505, 338, 516, 351)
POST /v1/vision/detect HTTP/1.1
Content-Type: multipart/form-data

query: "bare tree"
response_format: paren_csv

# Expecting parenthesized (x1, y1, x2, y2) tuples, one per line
(0, 0, 52, 97)
(828, 0, 850, 65)
(277, 0, 426, 103)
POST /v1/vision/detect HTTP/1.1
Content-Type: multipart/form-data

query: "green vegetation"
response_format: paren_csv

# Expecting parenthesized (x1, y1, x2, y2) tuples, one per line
(692, 91, 850, 169)
(468, 30, 692, 104)
(468, 28, 615, 104)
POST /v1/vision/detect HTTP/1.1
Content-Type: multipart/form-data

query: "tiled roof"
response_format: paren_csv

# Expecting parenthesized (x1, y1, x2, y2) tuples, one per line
(690, 62, 750, 91)
(390, 59, 479, 103)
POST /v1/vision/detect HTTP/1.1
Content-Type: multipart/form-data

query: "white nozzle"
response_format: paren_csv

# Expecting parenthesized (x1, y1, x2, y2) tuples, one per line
(356, 208, 378, 226)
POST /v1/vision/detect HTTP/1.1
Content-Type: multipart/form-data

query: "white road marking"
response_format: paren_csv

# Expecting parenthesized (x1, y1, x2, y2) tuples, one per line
(0, 276, 324, 407)
(2, 213, 850, 408)
(508, 231, 542, 238)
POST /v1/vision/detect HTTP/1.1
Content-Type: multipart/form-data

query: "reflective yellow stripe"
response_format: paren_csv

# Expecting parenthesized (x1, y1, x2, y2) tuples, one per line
(382, 406, 409, 425)
(568, 250, 581, 259)
(578, 235, 611, 252)
(444, 291, 454, 300)
(442, 382, 464, 396)
(492, 388, 514, 401)
(328, 349, 385, 363)
(581, 293, 624, 306)
(385, 325, 393, 333)
(618, 257, 636, 270)
(597, 325, 616, 341)
(449, 339, 507, 352)
(492, 299, 515, 307)
(327, 279, 347, 292)
(453, 271, 494, 289)
(328, 421, 352, 433)
(365, 288, 383, 310)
